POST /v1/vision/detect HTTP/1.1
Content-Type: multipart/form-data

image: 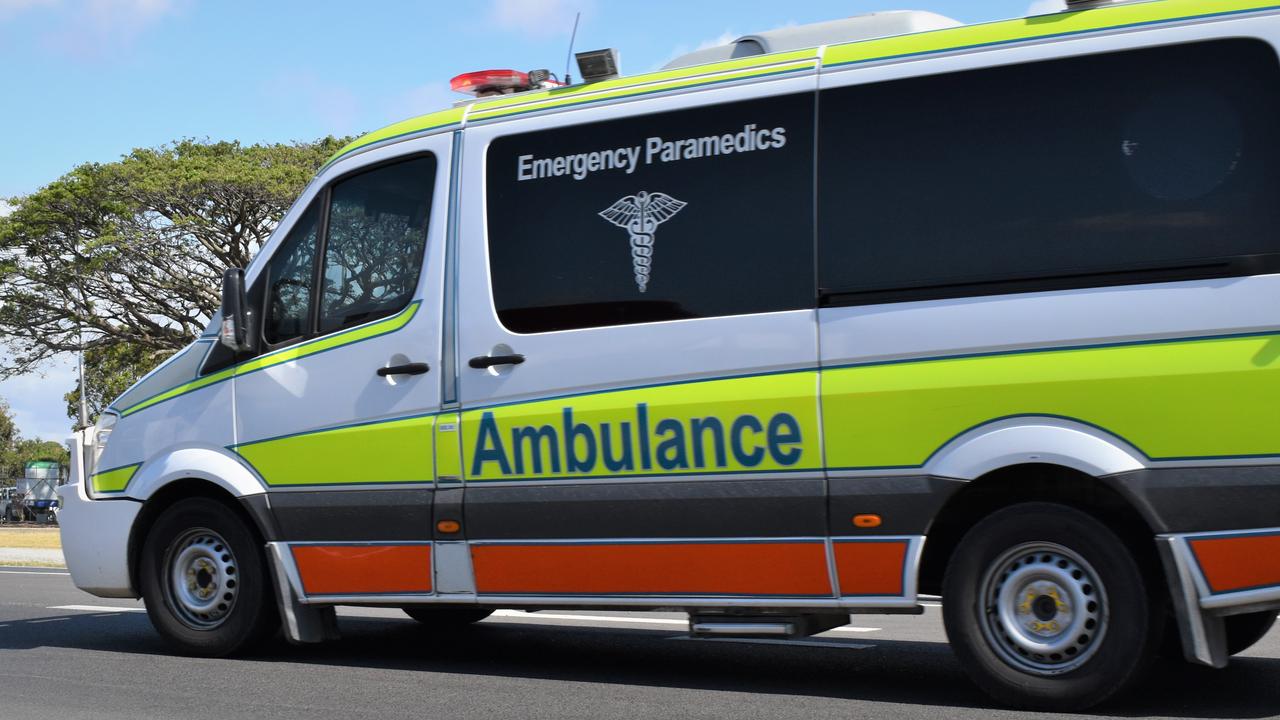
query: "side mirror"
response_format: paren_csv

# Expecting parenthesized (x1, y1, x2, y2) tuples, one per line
(219, 267, 255, 353)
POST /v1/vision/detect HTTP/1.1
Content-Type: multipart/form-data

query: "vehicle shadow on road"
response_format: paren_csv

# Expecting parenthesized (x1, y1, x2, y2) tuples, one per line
(1, 611, 1277, 718)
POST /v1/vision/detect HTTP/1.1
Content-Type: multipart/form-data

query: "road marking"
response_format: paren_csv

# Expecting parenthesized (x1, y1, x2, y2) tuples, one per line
(49, 605, 145, 613)
(673, 637, 875, 650)
(0, 570, 71, 576)
(29, 617, 70, 624)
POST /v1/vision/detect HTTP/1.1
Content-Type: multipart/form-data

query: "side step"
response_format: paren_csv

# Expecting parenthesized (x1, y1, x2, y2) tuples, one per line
(690, 613, 850, 639)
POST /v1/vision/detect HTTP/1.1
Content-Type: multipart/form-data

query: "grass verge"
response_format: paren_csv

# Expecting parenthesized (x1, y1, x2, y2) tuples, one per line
(0, 558, 66, 568)
(0, 527, 62, 550)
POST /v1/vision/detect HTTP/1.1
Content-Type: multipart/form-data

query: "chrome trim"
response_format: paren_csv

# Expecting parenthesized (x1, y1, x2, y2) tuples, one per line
(823, 537, 841, 598)
(1156, 536, 1217, 666)
(283, 540, 435, 546)
(692, 622, 794, 635)
(468, 535, 828, 546)
(441, 129, 463, 409)
(1200, 585, 1280, 611)
(460, 470, 823, 489)
(263, 482, 437, 493)
(267, 541, 307, 600)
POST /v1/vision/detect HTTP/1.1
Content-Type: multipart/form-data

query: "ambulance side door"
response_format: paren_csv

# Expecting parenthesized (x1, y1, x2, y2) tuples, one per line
(455, 77, 830, 601)
(230, 137, 451, 598)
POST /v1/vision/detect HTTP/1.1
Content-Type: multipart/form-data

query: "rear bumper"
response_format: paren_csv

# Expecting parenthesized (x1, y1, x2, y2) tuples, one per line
(57, 473, 140, 598)
(1159, 527, 1280, 667)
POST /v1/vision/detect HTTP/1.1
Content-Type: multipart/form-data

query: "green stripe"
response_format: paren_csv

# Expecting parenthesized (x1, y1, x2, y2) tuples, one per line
(822, 332, 1280, 469)
(119, 302, 420, 417)
(823, 0, 1280, 67)
(233, 414, 436, 487)
(91, 463, 140, 494)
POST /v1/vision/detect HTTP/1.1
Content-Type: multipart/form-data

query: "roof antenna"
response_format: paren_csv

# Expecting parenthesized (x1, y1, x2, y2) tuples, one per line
(564, 11, 581, 85)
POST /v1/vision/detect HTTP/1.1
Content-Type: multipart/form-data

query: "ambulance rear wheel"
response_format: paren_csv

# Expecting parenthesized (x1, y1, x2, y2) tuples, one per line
(402, 607, 493, 627)
(942, 502, 1162, 710)
(140, 497, 278, 657)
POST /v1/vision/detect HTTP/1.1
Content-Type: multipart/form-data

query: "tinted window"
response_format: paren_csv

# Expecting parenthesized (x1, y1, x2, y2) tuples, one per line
(263, 202, 319, 345)
(320, 156, 435, 333)
(486, 93, 815, 333)
(818, 40, 1280, 304)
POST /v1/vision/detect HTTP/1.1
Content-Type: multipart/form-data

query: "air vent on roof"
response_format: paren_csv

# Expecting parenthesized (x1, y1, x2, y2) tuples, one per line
(662, 10, 961, 71)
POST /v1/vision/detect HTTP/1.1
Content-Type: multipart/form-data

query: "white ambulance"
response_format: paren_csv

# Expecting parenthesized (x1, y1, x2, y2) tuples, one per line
(60, 0, 1280, 709)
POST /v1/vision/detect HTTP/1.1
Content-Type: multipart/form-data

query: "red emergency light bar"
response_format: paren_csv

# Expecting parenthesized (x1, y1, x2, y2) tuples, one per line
(450, 69, 530, 96)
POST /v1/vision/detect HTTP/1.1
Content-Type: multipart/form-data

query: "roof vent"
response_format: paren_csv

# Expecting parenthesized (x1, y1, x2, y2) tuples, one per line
(663, 10, 961, 71)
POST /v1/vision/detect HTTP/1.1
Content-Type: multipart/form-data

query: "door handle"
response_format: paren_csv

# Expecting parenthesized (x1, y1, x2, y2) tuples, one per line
(377, 362, 430, 377)
(468, 354, 525, 369)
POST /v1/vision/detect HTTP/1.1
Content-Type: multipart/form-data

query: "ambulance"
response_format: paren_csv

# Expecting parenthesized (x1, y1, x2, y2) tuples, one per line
(59, 0, 1280, 709)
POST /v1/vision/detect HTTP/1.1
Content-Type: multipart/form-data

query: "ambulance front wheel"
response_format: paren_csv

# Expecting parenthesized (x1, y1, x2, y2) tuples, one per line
(402, 606, 494, 627)
(942, 502, 1163, 710)
(139, 497, 279, 657)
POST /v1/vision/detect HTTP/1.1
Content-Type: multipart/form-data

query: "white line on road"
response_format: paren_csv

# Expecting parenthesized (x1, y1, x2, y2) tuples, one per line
(0, 570, 71, 576)
(49, 605, 145, 613)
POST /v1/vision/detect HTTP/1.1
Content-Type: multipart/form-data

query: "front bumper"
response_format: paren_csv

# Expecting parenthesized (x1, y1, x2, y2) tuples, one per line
(1159, 527, 1280, 667)
(57, 474, 141, 598)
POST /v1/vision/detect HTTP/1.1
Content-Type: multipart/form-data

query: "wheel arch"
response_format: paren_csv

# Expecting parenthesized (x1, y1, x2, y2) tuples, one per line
(919, 462, 1161, 597)
(126, 478, 278, 595)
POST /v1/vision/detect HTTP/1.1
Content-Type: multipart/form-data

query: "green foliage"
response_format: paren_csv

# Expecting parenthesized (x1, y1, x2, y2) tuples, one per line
(63, 343, 166, 421)
(0, 135, 351, 416)
(0, 401, 68, 482)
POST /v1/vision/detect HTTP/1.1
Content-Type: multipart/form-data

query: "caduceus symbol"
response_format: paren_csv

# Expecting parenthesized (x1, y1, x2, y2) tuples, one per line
(598, 191, 687, 293)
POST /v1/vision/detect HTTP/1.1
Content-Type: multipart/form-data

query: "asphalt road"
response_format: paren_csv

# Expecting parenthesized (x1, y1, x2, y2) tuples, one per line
(1, 566, 1278, 720)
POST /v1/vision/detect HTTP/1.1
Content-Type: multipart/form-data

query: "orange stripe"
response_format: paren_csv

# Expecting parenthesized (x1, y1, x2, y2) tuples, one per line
(292, 544, 432, 595)
(1189, 534, 1280, 594)
(472, 542, 832, 596)
(833, 541, 908, 596)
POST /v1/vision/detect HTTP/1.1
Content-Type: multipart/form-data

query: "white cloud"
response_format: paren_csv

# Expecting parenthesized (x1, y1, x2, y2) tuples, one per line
(0, 199, 12, 217)
(0, 354, 77, 443)
(1026, 0, 1066, 15)
(696, 30, 736, 51)
(35, 0, 179, 58)
(658, 29, 737, 72)
(489, 0, 590, 38)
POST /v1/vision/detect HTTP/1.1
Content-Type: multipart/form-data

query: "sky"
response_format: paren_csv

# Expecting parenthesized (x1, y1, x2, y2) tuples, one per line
(0, 0, 1056, 441)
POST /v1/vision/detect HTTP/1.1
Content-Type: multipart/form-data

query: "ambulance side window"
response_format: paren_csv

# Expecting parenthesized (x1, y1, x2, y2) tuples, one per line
(256, 154, 436, 350)
(817, 38, 1280, 306)
(485, 93, 815, 334)
(263, 201, 320, 345)
(319, 155, 436, 333)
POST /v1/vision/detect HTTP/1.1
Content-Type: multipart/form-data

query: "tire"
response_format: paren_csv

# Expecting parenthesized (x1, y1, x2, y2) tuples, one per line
(139, 497, 279, 657)
(1225, 611, 1277, 656)
(402, 607, 494, 627)
(942, 502, 1163, 710)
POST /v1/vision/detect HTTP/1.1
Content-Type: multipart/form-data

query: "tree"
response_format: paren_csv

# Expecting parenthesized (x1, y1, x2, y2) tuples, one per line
(0, 401, 68, 482)
(0, 137, 351, 401)
(63, 342, 161, 421)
